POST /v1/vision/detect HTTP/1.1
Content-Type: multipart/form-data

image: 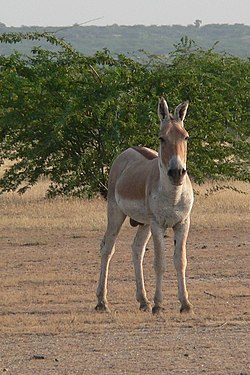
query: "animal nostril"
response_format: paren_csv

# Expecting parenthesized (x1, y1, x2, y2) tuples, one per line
(168, 168, 186, 179)
(168, 169, 174, 178)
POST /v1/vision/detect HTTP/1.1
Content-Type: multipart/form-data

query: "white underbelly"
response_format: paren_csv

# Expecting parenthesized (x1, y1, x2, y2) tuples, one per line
(115, 193, 150, 224)
(115, 191, 192, 228)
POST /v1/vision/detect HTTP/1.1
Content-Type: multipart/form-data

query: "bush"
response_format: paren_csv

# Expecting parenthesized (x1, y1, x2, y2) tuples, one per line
(0, 33, 249, 197)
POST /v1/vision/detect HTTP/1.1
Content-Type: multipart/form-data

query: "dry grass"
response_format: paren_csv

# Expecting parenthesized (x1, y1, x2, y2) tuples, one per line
(0, 179, 107, 232)
(0, 180, 249, 374)
(192, 180, 249, 228)
(0, 179, 249, 232)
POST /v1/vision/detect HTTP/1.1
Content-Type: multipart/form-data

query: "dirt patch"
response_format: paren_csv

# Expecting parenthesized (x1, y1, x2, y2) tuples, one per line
(0, 185, 249, 374)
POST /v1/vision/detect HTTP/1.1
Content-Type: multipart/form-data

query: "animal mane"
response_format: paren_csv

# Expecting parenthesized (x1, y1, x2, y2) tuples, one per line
(132, 146, 158, 160)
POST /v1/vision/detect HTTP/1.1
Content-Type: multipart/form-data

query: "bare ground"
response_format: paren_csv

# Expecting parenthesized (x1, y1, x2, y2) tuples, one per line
(0, 183, 249, 374)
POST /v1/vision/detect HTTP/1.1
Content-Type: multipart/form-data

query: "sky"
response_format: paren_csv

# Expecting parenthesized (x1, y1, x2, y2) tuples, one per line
(1, 0, 249, 27)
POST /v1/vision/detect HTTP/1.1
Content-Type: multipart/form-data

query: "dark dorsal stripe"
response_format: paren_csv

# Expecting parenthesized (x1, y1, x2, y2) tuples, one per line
(132, 146, 158, 160)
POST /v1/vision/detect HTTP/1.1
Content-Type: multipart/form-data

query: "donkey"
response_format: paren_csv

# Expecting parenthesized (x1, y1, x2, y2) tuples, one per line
(95, 98, 194, 314)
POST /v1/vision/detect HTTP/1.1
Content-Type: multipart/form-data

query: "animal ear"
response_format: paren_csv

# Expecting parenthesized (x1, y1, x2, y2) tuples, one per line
(174, 101, 189, 122)
(158, 97, 170, 121)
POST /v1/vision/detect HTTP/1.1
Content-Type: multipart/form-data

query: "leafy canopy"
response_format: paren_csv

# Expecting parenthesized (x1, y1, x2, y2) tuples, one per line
(0, 33, 249, 197)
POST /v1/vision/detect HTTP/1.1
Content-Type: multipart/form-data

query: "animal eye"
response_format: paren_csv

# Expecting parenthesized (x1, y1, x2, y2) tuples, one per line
(184, 135, 189, 141)
(159, 136, 165, 143)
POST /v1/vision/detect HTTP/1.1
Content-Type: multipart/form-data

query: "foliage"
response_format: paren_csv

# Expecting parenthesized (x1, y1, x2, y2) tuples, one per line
(0, 33, 249, 197)
(0, 23, 250, 58)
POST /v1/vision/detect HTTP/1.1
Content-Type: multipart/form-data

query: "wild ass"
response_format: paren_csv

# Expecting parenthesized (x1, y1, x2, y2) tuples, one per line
(95, 98, 194, 314)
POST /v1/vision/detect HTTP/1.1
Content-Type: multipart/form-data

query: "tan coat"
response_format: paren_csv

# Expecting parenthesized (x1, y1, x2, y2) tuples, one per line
(96, 98, 194, 314)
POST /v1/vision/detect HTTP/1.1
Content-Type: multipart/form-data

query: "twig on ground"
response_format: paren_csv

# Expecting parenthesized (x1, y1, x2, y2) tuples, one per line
(204, 291, 217, 298)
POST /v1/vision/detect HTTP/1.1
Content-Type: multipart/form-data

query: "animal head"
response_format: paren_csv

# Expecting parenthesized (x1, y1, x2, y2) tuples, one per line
(158, 97, 189, 186)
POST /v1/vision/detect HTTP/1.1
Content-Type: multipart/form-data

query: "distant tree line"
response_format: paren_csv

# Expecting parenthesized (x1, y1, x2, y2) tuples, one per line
(0, 23, 249, 58)
(0, 33, 249, 197)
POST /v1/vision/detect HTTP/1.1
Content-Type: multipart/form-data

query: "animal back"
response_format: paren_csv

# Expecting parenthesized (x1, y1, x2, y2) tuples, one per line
(132, 146, 158, 160)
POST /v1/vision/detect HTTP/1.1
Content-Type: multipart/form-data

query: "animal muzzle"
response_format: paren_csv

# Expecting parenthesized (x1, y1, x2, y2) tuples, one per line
(168, 168, 187, 185)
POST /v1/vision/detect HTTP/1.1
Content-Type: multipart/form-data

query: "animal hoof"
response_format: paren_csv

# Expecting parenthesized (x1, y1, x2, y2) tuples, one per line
(152, 305, 164, 315)
(95, 302, 110, 313)
(139, 302, 152, 312)
(180, 303, 193, 314)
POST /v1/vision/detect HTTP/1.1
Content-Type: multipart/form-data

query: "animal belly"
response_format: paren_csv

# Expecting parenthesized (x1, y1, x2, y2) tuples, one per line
(115, 193, 150, 224)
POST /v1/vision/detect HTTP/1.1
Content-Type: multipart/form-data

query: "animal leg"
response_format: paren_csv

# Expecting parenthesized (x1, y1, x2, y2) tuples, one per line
(151, 222, 166, 314)
(132, 224, 151, 311)
(173, 218, 193, 313)
(95, 202, 126, 312)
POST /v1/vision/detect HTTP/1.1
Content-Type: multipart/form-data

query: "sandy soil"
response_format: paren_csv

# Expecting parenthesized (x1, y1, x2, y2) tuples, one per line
(0, 191, 249, 374)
